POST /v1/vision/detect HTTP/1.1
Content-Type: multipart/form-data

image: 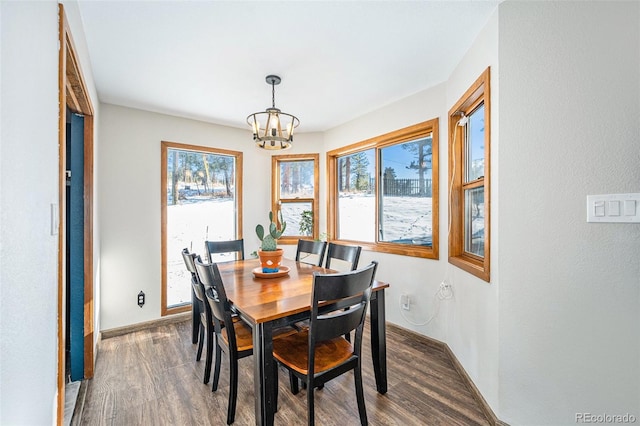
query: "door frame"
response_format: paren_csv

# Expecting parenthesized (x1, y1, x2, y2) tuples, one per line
(57, 4, 95, 423)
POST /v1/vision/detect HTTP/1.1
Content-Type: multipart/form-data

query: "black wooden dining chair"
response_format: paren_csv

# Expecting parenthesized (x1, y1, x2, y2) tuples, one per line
(181, 248, 201, 345)
(294, 242, 362, 341)
(325, 242, 362, 271)
(195, 259, 295, 424)
(295, 239, 327, 267)
(196, 259, 251, 425)
(324, 242, 363, 343)
(272, 261, 378, 426)
(204, 239, 245, 263)
(181, 248, 216, 384)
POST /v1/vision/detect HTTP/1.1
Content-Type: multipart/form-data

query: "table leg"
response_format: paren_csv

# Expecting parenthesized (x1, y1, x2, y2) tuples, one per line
(370, 289, 387, 394)
(191, 287, 199, 344)
(253, 321, 275, 426)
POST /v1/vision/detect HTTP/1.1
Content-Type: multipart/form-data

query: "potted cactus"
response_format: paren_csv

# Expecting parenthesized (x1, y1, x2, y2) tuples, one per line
(256, 210, 287, 272)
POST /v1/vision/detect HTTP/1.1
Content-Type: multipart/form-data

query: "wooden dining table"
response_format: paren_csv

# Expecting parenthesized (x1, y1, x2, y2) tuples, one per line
(216, 257, 389, 426)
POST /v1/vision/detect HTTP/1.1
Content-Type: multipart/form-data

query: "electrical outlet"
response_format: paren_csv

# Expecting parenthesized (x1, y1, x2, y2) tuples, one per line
(400, 293, 410, 310)
(138, 291, 145, 307)
(438, 281, 453, 299)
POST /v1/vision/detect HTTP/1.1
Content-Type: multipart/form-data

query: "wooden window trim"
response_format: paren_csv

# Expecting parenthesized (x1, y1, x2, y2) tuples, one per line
(160, 141, 243, 315)
(271, 153, 320, 244)
(448, 67, 491, 282)
(327, 119, 439, 259)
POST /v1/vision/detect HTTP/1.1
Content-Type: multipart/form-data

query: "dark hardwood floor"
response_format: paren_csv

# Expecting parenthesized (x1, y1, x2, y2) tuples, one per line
(77, 318, 491, 425)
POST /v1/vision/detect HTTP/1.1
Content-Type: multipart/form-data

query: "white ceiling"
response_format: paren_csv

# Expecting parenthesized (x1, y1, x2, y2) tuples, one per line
(77, 1, 499, 133)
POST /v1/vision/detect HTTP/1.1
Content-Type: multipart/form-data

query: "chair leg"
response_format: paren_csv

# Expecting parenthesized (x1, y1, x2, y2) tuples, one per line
(203, 325, 214, 384)
(191, 291, 199, 344)
(354, 365, 368, 426)
(289, 371, 299, 395)
(273, 363, 279, 413)
(307, 380, 315, 426)
(227, 358, 238, 425)
(196, 324, 204, 361)
(212, 341, 222, 392)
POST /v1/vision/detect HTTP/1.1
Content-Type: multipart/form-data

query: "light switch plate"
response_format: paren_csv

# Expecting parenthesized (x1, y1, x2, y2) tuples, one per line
(587, 193, 640, 223)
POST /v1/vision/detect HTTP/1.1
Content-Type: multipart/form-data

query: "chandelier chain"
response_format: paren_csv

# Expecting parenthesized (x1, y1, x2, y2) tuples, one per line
(271, 81, 276, 109)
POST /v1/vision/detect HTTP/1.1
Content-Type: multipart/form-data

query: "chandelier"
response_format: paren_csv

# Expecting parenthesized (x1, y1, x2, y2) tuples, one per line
(247, 75, 300, 150)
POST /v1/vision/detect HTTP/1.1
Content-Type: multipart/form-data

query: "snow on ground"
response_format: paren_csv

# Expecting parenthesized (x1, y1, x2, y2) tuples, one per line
(167, 198, 236, 306)
(166, 194, 433, 307)
(338, 194, 432, 243)
(379, 196, 433, 243)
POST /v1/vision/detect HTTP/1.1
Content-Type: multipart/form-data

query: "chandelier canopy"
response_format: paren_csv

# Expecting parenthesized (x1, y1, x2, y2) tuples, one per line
(247, 75, 300, 150)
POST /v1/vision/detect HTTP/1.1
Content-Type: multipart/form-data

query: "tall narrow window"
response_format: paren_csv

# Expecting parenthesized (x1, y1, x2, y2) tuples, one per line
(272, 154, 319, 244)
(448, 67, 490, 281)
(161, 141, 243, 315)
(328, 119, 439, 259)
(337, 149, 376, 242)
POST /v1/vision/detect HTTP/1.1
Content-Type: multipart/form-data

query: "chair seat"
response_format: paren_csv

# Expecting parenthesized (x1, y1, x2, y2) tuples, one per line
(273, 329, 354, 375)
(220, 317, 253, 351)
(221, 317, 297, 352)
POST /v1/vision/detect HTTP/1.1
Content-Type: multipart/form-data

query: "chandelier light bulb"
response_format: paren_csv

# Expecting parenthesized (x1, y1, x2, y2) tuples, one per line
(270, 113, 279, 130)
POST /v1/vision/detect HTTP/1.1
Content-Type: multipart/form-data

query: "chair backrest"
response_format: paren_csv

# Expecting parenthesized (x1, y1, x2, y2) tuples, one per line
(205, 239, 245, 263)
(182, 249, 207, 302)
(181, 247, 198, 276)
(295, 239, 327, 266)
(194, 259, 238, 348)
(182, 248, 205, 302)
(324, 242, 362, 271)
(309, 261, 378, 348)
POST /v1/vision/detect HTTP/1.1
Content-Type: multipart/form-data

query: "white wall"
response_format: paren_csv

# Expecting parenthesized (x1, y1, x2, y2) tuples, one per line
(444, 10, 500, 412)
(0, 2, 60, 424)
(323, 8, 501, 413)
(498, 1, 640, 425)
(98, 103, 324, 329)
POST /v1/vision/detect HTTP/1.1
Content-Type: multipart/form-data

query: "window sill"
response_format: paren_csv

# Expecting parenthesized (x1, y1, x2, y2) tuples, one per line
(448, 254, 490, 282)
(334, 239, 438, 260)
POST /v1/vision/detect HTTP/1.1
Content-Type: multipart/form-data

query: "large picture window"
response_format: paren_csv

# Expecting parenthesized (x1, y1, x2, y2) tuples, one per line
(448, 67, 490, 281)
(161, 141, 243, 315)
(328, 120, 439, 259)
(271, 154, 319, 244)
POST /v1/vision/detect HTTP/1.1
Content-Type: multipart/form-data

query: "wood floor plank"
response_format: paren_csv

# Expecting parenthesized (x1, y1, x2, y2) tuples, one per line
(79, 319, 491, 425)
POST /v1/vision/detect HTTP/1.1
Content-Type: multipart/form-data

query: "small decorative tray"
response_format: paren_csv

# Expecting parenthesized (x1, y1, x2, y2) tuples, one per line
(252, 266, 290, 279)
